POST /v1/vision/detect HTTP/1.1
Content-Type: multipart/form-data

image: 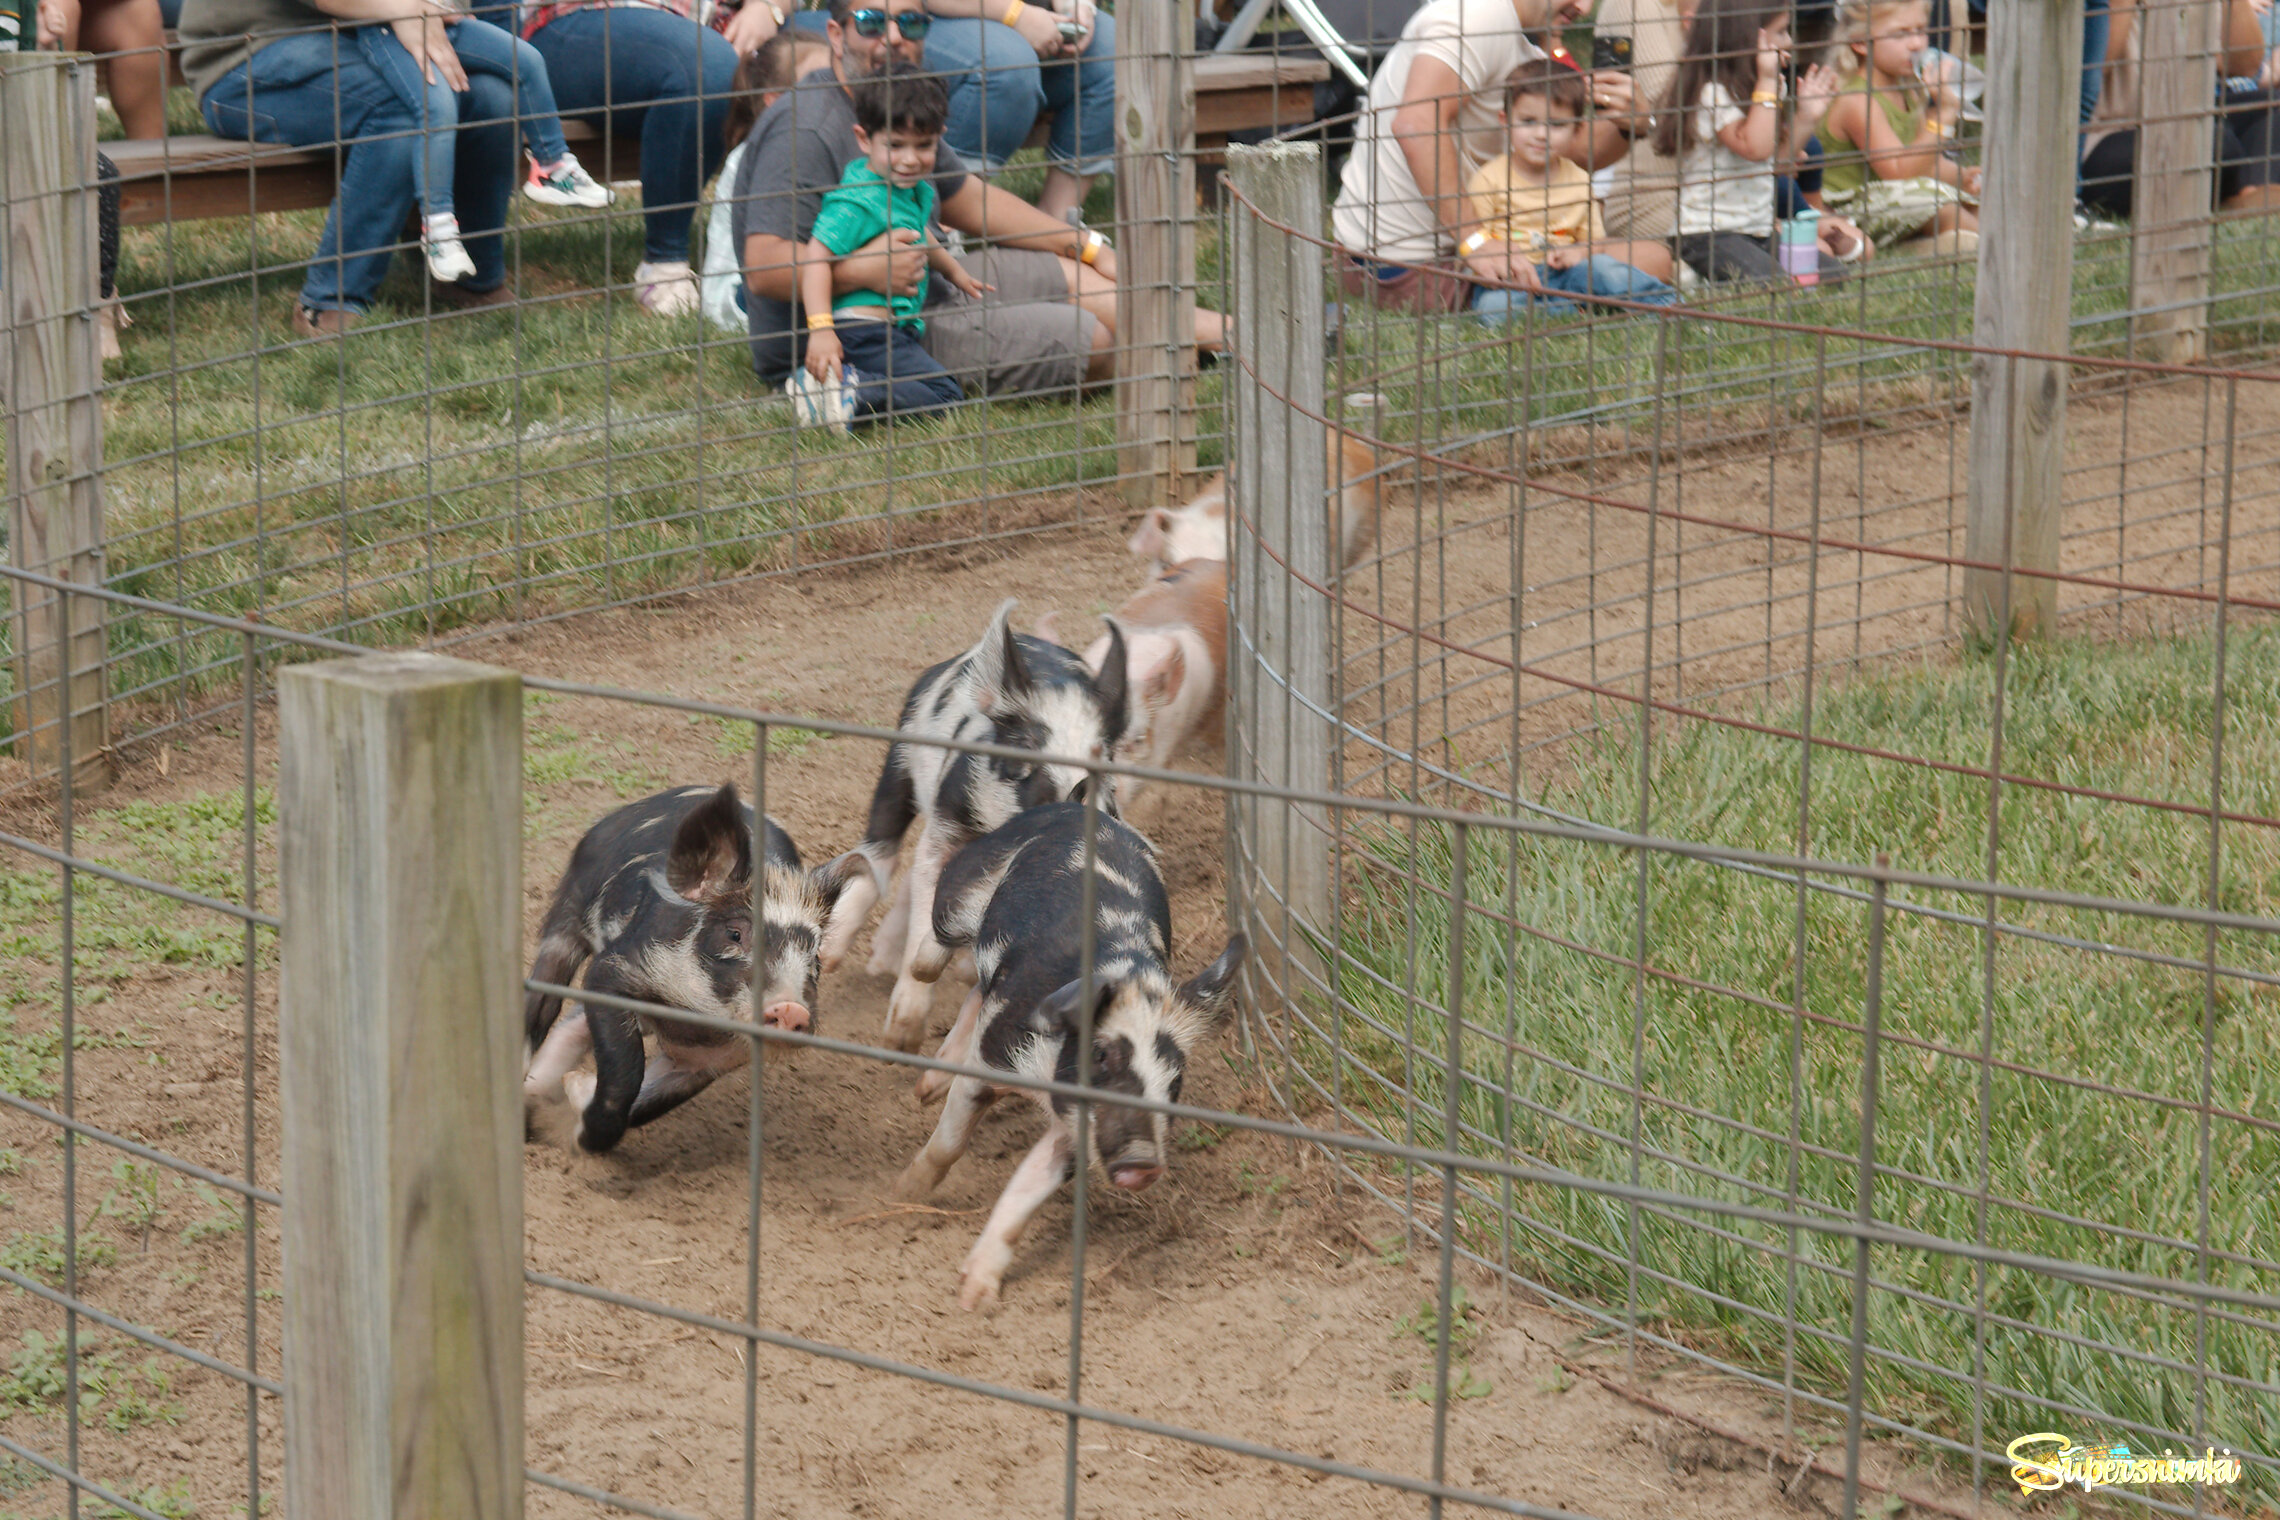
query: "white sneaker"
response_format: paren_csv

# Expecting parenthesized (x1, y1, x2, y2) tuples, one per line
(525, 152, 614, 209)
(784, 367, 853, 434)
(424, 214, 477, 283)
(633, 260, 700, 318)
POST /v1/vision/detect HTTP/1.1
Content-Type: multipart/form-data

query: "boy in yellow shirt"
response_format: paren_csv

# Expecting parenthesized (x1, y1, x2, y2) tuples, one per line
(1461, 57, 1680, 321)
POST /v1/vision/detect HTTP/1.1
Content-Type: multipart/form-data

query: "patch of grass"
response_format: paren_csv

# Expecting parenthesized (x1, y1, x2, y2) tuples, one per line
(180, 1183, 244, 1247)
(1395, 1287, 1493, 1402)
(0, 1331, 181, 1433)
(1, 1230, 119, 1288)
(1324, 626, 2280, 1489)
(88, 1481, 201, 1520)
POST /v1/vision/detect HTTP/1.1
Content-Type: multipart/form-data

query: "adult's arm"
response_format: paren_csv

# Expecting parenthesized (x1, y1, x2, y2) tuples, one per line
(1569, 72, 1641, 170)
(1390, 55, 1473, 252)
(927, 0, 1077, 57)
(2221, 0, 2268, 79)
(744, 227, 929, 300)
(937, 176, 1120, 280)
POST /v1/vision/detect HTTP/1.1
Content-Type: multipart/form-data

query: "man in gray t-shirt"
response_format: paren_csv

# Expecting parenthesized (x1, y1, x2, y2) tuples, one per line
(731, 0, 1116, 398)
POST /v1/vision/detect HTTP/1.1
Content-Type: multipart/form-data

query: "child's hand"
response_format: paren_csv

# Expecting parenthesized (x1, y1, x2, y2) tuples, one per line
(1754, 26, 1788, 85)
(1794, 63, 1840, 129)
(1958, 164, 1983, 200)
(947, 264, 995, 300)
(1545, 246, 1589, 271)
(805, 329, 844, 383)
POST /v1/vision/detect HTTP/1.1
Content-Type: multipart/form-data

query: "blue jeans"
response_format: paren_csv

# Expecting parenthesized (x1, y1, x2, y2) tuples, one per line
(834, 318, 964, 424)
(1469, 255, 1679, 321)
(924, 13, 1115, 175)
(200, 30, 517, 312)
(517, 4, 736, 262)
(357, 18, 569, 219)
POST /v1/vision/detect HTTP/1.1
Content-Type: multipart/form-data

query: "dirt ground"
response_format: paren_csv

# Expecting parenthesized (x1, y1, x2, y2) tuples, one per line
(8, 377, 2272, 1519)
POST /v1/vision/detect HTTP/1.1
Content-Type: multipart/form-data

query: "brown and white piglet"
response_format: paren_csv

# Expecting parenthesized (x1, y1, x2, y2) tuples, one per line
(1128, 429, 1381, 572)
(522, 784, 862, 1153)
(1058, 559, 1226, 810)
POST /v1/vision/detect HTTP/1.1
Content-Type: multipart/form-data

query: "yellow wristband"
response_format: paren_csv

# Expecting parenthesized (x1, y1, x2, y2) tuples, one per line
(806, 313, 835, 330)
(1080, 229, 1105, 266)
(1001, 0, 1024, 25)
(1457, 229, 1491, 257)
(1751, 90, 1780, 106)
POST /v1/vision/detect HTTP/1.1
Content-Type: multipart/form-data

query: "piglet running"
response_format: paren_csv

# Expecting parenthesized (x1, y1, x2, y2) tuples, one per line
(523, 783, 861, 1153)
(893, 800, 1245, 1309)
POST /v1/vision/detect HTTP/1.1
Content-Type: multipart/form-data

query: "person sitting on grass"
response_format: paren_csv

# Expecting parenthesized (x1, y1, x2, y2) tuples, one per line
(1815, 0, 1981, 255)
(704, 29, 833, 333)
(1464, 55, 1681, 321)
(792, 64, 986, 427)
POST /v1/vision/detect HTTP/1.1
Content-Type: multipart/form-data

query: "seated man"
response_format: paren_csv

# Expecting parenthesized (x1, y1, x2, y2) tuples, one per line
(181, 0, 521, 338)
(1328, 0, 1650, 312)
(739, 0, 1182, 398)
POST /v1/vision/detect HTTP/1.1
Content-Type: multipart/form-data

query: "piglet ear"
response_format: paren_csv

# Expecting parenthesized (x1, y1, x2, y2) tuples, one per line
(1129, 507, 1171, 561)
(1144, 640, 1187, 705)
(666, 784, 753, 902)
(971, 597, 1032, 715)
(1175, 935, 1248, 1030)
(1092, 617, 1129, 748)
(1026, 976, 1117, 1041)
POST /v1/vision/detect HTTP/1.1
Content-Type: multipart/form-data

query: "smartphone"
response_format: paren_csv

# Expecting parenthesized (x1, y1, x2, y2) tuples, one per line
(1589, 34, 1632, 72)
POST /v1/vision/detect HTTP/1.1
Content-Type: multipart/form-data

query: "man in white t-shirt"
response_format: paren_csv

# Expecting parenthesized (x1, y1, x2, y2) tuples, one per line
(1330, 0, 1638, 313)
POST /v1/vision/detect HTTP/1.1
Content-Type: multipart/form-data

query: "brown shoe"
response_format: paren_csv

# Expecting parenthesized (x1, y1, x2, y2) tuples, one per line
(429, 279, 516, 312)
(292, 304, 361, 340)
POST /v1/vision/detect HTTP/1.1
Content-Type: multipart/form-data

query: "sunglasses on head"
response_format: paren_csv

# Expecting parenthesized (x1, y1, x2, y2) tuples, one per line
(848, 8, 932, 39)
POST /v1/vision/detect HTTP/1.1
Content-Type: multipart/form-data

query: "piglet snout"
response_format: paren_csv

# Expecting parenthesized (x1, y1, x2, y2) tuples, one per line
(761, 1001, 812, 1032)
(1107, 1161, 1164, 1191)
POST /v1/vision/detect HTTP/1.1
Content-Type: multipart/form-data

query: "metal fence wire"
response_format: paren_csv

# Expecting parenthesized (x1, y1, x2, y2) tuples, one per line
(2, 4, 2279, 1518)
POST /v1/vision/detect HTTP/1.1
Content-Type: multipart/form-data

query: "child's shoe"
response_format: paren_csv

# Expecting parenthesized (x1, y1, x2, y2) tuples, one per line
(784, 366, 854, 434)
(525, 152, 614, 209)
(424, 213, 477, 283)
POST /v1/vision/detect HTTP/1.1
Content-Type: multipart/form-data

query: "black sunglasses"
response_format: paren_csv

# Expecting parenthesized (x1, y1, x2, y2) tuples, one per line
(847, 8, 932, 39)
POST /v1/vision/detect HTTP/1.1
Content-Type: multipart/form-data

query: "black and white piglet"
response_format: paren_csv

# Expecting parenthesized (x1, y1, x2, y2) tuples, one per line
(820, 598, 1129, 1054)
(891, 801, 1245, 1309)
(523, 784, 861, 1153)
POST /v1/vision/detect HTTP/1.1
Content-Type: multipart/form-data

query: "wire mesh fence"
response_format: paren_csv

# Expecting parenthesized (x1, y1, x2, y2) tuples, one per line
(3, 3, 2280, 1517)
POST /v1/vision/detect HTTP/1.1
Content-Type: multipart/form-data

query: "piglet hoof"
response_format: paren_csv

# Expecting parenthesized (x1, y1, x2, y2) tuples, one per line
(956, 1269, 1003, 1313)
(911, 940, 952, 984)
(882, 982, 933, 1053)
(890, 1158, 939, 1203)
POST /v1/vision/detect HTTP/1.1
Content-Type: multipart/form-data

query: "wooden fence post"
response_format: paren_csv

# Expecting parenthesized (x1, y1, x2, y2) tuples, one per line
(1226, 141, 1331, 998)
(1114, 0, 1198, 508)
(2, 51, 109, 788)
(2130, 0, 2218, 362)
(278, 654, 524, 1520)
(1965, 0, 2082, 643)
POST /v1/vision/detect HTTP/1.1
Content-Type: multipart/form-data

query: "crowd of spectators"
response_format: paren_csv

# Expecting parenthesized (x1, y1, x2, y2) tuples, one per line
(38, 0, 2280, 415)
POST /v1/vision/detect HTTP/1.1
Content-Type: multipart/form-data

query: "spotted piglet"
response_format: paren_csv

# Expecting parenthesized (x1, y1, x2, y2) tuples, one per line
(523, 784, 862, 1153)
(820, 598, 1128, 1054)
(892, 800, 1246, 1309)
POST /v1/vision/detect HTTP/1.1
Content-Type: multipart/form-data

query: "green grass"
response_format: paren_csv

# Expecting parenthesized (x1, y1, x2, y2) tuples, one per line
(6, 145, 2275, 747)
(1323, 626, 2280, 1489)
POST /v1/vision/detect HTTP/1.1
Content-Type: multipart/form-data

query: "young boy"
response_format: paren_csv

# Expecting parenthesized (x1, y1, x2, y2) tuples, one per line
(1461, 57, 1680, 322)
(791, 64, 987, 430)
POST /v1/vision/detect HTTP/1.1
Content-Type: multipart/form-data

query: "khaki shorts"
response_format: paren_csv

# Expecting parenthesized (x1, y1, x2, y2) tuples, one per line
(1823, 178, 1968, 246)
(920, 247, 1101, 401)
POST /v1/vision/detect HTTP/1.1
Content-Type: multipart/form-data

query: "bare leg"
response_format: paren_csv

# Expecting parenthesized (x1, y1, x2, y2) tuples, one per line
(893, 1071, 995, 1200)
(1592, 238, 1677, 282)
(958, 1122, 1075, 1310)
(1037, 167, 1092, 221)
(77, 0, 168, 140)
(915, 986, 984, 1105)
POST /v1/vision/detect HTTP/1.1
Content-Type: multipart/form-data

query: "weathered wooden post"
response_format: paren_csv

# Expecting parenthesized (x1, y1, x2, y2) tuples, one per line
(1965, 0, 2083, 642)
(278, 654, 524, 1520)
(1114, 0, 1198, 507)
(2130, 0, 2218, 362)
(2, 51, 110, 787)
(1226, 141, 1331, 1000)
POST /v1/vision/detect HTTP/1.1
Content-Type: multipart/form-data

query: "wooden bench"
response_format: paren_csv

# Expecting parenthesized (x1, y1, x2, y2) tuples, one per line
(111, 50, 1329, 228)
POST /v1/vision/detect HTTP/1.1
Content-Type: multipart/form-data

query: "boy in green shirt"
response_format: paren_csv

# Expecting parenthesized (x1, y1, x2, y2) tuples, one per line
(794, 65, 987, 429)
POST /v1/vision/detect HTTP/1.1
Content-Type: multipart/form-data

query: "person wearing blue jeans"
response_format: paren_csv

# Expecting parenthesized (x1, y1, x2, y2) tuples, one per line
(512, 0, 741, 316)
(354, 15, 610, 284)
(1471, 254, 1679, 320)
(921, 0, 1113, 220)
(181, 0, 522, 339)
